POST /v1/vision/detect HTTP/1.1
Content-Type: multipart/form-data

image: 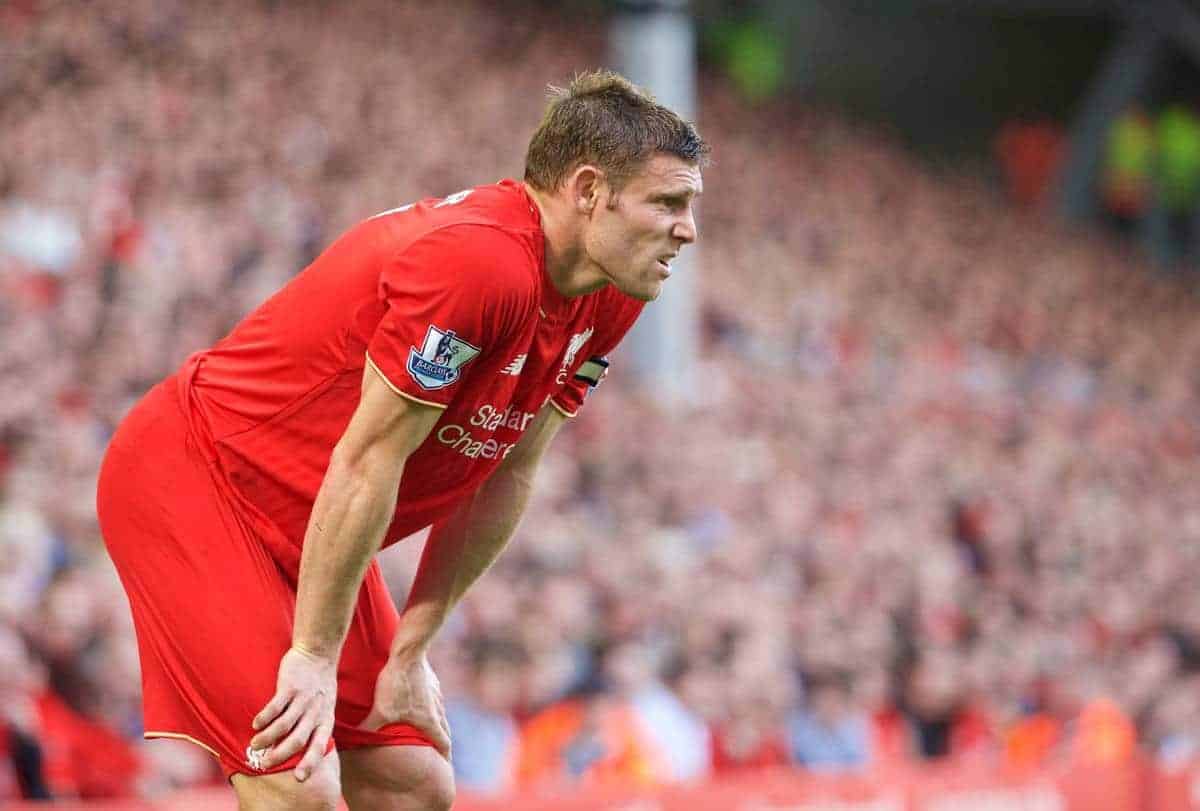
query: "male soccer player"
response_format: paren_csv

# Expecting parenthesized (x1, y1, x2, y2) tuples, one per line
(96, 70, 706, 809)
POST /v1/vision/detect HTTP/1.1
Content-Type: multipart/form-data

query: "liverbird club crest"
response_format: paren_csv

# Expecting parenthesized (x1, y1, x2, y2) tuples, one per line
(562, 327, 594, 372)
(555, 326, 595, 385)
(407, 325, 481, 390)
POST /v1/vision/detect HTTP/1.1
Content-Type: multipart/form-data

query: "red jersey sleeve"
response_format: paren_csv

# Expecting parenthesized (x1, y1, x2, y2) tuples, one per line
(550, 289, 644, 417)
(367, 224, 537, 408)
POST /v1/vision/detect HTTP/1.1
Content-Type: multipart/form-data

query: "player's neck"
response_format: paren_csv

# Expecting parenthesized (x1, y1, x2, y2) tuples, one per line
(524, 182, 609, 299)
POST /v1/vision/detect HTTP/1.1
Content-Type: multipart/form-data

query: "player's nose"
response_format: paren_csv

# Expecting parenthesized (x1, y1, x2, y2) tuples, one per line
(672, 208, 698, 245)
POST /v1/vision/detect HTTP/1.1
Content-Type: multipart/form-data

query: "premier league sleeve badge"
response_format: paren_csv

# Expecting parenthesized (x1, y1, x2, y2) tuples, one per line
(406, 325, 482, 390)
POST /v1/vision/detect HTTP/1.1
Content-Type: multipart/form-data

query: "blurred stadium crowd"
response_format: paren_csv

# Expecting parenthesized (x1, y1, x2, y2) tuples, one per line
(5, 0, 1200, 801)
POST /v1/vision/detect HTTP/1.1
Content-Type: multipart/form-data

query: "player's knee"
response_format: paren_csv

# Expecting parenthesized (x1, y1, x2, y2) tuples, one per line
(291, 776, 341, 811)
(405, 761, 455, 811)
(233, 760, 341, 811)
(341, 746, 455, 811)
(426, 764, 456, 811)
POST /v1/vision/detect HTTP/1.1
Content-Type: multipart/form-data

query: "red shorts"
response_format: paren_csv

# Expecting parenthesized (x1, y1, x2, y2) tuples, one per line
(96, 378, 435, 779)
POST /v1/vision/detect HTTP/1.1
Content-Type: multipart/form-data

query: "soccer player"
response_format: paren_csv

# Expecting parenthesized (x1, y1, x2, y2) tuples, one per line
(96, 70, 706, 810)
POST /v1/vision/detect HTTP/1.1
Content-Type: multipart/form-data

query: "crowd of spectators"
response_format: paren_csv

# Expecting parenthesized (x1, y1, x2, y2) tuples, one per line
(5, 0, 1200, 800)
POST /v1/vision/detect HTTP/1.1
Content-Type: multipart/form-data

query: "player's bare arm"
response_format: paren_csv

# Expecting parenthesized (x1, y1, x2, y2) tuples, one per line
(250, 362, 442, 780)
(357, 405, 569, 745)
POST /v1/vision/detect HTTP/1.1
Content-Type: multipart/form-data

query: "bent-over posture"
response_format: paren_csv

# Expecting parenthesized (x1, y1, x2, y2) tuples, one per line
(97, 71, 706, 810)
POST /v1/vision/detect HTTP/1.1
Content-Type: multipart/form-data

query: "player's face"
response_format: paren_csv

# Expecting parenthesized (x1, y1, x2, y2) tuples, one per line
(585, 154, 702, 302)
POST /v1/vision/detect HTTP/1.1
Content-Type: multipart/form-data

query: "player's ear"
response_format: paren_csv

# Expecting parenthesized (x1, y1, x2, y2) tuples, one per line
(569, 165, 604, 215)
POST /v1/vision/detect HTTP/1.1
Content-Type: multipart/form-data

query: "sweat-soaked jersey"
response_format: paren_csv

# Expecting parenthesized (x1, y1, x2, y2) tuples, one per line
(176, 180, 643, 576)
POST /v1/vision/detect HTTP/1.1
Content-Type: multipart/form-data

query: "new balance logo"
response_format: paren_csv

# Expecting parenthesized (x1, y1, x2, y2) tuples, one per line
(501, 354, 527, 376)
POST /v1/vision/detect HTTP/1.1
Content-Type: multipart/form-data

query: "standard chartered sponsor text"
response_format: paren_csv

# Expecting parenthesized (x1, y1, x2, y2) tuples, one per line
(436, 403, 537, 460)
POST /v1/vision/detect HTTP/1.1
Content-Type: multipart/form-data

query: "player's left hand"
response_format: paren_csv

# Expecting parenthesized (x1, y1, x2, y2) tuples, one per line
(359, 652, 452, 759)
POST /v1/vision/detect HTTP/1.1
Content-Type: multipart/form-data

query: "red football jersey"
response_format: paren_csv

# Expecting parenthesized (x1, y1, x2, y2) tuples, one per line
(177, 180, 642, 576)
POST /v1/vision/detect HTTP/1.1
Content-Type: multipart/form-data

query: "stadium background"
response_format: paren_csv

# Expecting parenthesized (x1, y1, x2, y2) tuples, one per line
(5, 0, 1200, 808)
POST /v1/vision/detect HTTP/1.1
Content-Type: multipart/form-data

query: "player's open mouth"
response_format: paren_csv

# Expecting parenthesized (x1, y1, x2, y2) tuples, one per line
(656, 258, 673, 277)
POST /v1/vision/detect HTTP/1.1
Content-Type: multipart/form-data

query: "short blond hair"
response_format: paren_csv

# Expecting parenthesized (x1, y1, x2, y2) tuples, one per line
(524, 70, 709, 192)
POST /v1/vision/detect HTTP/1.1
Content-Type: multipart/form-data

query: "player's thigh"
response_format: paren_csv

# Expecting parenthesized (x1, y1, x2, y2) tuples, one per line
(339, 744, 455, 811)
(98, 385, 304, 776)
(232, 751, 341, 811)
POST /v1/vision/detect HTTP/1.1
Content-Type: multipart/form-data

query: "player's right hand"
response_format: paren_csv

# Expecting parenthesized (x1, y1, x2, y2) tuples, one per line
(249, 645, 338, 782)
